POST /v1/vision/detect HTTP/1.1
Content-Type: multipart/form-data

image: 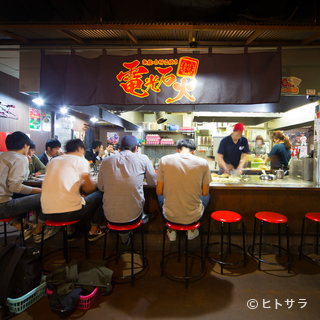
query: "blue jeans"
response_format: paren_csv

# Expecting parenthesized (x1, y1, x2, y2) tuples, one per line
(157, 193, 211, 225)
(0, 194, 41, 225)
(39, 190, 104, 226)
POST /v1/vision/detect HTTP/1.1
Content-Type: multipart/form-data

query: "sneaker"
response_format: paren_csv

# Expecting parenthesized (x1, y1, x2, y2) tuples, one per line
(21, 224, 35, 241)
(167, 229, 176, 242)
(88, 228, 105, 242)
(33, 226, 61, 243)
(119, 232, 130, 246)
(187, 228, 199, 240)
(142, 211, 158, 224)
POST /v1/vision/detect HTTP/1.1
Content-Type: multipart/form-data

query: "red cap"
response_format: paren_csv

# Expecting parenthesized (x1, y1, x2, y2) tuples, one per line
(233, 123, 245, 133)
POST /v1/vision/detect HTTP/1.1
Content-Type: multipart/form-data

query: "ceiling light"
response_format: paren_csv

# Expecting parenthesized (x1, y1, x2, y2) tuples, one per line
(90, 117, 98, 123)
(60, 106, 68, 114)
(32, 98, 44, 106)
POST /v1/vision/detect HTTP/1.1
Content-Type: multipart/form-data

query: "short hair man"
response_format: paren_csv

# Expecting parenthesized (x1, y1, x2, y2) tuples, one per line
(34, 139, 105, 242)
(38, 138, 61, 166)
(85, 140, 102, 164)
(27, 140, 46, 176)
(216, 123, 249, 175)
(105, 144, 116, 157)
(156, 139, 212, 241)
(98, 135, 156, 244)
(0, 131, 42, 239)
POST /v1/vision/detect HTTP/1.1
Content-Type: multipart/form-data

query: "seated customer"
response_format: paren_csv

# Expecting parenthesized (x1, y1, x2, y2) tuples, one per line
(33, 139, 105, 242)
(156, 139, 212, 241)
(85, 140, 103, 164)
(97, 135, 156, 244)
(27, 140, 46, 176)
(0, 131, 42, 239)
(104, 144, 116, 157)
(38, 138, 61, 165)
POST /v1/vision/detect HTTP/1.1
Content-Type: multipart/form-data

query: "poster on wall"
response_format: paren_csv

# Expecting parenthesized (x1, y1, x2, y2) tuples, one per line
(107, 133, 120, 145)
(41, 112, 51, 132)
(29, 108, 41, 131)
(74, 131, 80, 139)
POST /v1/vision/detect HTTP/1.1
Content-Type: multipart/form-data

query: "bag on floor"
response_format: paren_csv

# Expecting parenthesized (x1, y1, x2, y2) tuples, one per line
(46, 258, 113, 317)
(0, 243, 42, 313)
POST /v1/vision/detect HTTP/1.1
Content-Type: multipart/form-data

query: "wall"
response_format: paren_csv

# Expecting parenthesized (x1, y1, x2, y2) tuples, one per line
(0, 71, 51, 153)
(0, 70, 98, 154)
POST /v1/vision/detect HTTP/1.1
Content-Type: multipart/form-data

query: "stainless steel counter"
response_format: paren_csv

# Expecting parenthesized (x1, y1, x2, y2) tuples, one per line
(209, 175, 317, 189)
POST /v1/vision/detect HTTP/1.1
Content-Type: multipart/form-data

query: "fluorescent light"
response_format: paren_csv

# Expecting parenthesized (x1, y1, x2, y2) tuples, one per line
(32, 98, 44, 106)
(90, 117, 98, 123)
(60, 106, 68, 114)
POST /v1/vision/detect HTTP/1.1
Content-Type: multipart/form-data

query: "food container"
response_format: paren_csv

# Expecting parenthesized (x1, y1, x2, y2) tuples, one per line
(275, 169, 284, 179)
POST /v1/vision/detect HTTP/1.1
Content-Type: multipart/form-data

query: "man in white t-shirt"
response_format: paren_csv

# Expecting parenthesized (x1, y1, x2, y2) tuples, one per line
(156, 139, 212, 241)
(33, 139, 105, 243)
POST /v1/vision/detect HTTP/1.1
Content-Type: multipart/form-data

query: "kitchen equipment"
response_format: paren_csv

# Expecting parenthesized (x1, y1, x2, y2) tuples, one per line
(259, 174, 276, 180)
(302, 158, 314, 181)
(274, 166, 285, 179)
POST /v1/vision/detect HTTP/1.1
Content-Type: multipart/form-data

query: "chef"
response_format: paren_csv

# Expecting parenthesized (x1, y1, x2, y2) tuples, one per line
(216, 123, 250, 175)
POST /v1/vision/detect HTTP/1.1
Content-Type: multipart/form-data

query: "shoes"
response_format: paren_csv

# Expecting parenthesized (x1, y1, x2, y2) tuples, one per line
(167, 229, 176, 242)
(21, 224, 35, 241)
(119, 232, 131, 246)
(33, 226, 61, 243)
(142, 211, 158, 224)
(187, 228, 199, 240)
(67, 231, 75, 242)
(88, 228, 105, 242)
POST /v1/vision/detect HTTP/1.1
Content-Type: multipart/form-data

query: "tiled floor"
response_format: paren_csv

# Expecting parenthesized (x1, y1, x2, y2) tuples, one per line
(2, 225, 320, 320)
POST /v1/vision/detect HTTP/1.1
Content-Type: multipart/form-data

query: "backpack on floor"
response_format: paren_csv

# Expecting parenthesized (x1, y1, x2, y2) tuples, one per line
(0, 243, 42, 316)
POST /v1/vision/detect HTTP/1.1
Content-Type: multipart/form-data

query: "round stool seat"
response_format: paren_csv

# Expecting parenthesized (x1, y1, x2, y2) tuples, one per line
(107, 220, 142, 231)
(45, 219, 81, 227)
(0, 218, 14, 223)
(211, 211, 242, 223)
(305, 212, 320, 223)
(167, 221, 200, 231)
(255, 211, 287, 224)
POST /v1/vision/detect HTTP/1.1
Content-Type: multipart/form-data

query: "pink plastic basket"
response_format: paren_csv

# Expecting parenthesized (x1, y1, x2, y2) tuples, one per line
(46, 287, 102, 311)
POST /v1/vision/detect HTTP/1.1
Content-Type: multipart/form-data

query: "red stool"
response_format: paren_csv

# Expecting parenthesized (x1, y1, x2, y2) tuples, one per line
(160, 221, 206, 289)
(0, 217, 24, 246)
(206, 210, 246, 274)
(299, 212, 320, 264)
(103, 220, 148, 287)
(249, 211, 292, 273)
(40, 220, 88, 264)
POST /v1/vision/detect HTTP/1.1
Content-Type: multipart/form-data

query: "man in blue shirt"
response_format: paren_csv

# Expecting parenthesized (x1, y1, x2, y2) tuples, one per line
(217, 123, 249, 174)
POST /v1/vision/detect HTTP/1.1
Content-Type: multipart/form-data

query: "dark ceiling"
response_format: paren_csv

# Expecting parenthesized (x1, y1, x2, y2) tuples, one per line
(0, 0, 318, 24)
(0, 0, 319, 48)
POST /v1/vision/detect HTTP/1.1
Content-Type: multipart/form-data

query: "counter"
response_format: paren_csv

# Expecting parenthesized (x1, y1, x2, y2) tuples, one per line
(25, 175, 320, 250)
(143, 175, 320, 250)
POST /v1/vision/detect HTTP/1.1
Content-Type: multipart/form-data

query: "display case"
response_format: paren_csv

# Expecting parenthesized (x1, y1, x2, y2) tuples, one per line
(142, 130, 195, 165)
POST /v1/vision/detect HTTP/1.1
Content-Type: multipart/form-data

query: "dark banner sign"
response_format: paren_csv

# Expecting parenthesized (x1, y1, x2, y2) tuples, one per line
(40, 51, 281, 106)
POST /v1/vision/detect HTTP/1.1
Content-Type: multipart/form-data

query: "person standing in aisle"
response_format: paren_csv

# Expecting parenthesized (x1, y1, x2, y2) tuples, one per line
(216, 123, 249, 175)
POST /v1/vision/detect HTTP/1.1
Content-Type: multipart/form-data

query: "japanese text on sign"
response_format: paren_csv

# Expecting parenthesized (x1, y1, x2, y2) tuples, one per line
(116, 57, 199, 104)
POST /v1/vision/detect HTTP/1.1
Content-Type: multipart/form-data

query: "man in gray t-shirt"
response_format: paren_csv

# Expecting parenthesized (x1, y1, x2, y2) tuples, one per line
(98, 135, 156, 225)
(156, 139, 212, 241)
